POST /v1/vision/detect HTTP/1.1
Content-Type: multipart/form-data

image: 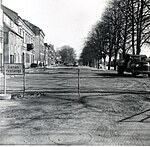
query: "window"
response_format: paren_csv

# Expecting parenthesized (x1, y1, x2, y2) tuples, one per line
(0, 53, 2, 72)
(0, 29, 3, 44)
(23, 31, 25, 43)
(4, 32, 8, 44)
(10, 20, 14, 28)
(14, 53, 16, 63)
(18, 53, 20, 63)
(18, 28, 22, 35)
(26, 53, 30, 63)
(31, 54, 34, 63)
(10, 55, 14, 63)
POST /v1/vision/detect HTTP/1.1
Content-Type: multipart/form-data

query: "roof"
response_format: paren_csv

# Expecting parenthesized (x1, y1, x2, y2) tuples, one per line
(1, 5, 19, 25)
(23, 19, 45, 36)
(2, 5, 45, 37)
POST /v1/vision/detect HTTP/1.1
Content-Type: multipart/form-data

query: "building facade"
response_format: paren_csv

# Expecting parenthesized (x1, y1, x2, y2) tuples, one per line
(23, 20, 45, 66)
(18, 18, 35, 68)
(2, 5, 23, 64)
(44, 43, 56, 66)
(1, 5, 37, 68)
(1, 4, 56, 69)
(48, 44, 56, 65)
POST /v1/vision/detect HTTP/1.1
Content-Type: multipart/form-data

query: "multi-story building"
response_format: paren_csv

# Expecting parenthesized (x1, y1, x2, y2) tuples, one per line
(23, 20, 45, 66)
(18, 18, 35, 68)
(48, 44, 56, 65)
(44, 43, 56, 66)
(1, 5, 54, 68)
(44, 43, 49, 66)
(1, 5, 45, 68)
(2, 5, 23, 64)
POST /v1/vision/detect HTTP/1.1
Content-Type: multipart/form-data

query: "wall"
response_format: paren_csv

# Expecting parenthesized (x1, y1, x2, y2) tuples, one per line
(18, 18, 35, 68)
(3, 23, 23, 64)
(34, 36, 40, 64)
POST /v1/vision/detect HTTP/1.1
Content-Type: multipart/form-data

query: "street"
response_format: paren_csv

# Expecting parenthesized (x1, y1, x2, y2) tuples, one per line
(0, 67, 150, 145)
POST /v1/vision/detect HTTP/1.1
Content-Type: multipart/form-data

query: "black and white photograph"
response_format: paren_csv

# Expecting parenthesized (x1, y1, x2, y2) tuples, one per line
(0, 0, 150, 145)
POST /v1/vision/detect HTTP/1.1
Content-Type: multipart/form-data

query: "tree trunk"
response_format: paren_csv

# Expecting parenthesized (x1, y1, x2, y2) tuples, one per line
(114, 35, 120, 71)
(123, 15, 128, 59)
(97, 60, 100, 69)
(108, 42, 113, 70)
(131, 0, 135, 55)
(136, 0, 144, 55)
(108, 53, 111, 70)
(103, 57, 106, 69)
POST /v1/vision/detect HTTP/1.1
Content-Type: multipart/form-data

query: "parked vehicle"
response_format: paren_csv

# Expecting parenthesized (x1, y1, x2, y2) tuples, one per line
(73, 62, 78, 67)
(117, 54, 150, 77)
(30, 63, 38, 68)
(64, 63, 74, 66)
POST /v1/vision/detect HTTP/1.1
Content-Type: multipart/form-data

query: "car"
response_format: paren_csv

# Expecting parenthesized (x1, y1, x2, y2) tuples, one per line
(30, 63, 38, 68)
(64, 63, 74, 66)
(117, 54, 150, 77)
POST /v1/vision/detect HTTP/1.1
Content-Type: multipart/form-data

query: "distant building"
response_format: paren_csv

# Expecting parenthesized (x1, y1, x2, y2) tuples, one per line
(44, 43, 56, 66)
(44, 43, 49, 66)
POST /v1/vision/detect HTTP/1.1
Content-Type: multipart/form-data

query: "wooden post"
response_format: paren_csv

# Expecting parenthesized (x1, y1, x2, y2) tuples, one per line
(22, 53, 25, 96)
(4, 66, 6, 94)
(78, 68, 80, 97)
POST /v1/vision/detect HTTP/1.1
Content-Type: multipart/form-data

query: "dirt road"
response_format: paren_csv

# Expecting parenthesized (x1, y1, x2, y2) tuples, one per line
(0, 67, 150, 145)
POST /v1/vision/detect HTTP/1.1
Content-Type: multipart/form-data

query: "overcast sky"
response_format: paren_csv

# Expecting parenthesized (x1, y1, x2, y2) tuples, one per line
(3, 0, 108, 57)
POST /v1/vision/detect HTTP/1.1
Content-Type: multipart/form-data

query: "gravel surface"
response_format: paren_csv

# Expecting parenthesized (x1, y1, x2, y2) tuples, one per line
(0, 67, 150, 145)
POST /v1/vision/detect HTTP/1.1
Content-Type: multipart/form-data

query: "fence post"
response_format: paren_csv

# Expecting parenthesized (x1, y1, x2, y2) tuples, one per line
(22, 53, 25, 97)
(78, 68, 80, 97)
(4, 66, 6, 94)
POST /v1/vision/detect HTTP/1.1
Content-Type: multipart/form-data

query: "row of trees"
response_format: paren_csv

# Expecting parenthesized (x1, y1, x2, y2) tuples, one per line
(80, 0, 150, 70)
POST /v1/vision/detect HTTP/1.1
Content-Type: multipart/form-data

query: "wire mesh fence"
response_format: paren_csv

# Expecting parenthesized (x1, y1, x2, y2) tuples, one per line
(0, 67, 82, 94)
(0, 67, 150, 96)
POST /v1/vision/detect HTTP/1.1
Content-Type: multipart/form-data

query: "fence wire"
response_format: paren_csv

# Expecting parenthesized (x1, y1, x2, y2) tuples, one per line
(0, 67, 150, 96)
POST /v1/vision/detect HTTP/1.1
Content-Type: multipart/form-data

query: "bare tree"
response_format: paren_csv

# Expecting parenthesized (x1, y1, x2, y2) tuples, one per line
(80, 0, 150, 69)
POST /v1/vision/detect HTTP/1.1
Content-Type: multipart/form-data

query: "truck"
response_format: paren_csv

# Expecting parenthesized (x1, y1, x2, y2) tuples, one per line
(117, 54, 150, 77)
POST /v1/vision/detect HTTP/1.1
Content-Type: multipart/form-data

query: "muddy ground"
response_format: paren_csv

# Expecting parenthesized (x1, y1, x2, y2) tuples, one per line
(0, 67, 150, 145)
